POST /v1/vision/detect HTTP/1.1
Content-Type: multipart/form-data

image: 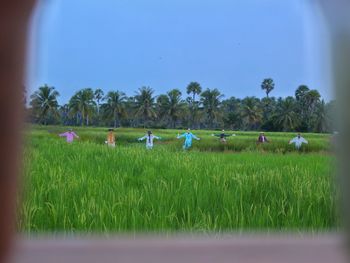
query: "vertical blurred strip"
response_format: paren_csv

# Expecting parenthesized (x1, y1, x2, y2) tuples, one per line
(317, 0, 350, 256)
(0, 1, 36, 263)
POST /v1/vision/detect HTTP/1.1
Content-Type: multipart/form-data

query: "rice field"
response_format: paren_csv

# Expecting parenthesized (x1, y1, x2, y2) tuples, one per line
(18, 126, 339, 234)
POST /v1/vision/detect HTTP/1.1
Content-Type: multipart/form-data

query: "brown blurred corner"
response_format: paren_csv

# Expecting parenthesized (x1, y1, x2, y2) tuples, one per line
(0, 1, 36, 263)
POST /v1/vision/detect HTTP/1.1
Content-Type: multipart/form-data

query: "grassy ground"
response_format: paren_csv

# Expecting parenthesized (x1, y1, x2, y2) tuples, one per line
(18, 126, 338, 234)
(36, 126, 330, 153)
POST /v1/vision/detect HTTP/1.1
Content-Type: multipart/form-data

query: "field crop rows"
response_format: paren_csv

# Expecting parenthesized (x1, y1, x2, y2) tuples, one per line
(18, 127, 338, 234)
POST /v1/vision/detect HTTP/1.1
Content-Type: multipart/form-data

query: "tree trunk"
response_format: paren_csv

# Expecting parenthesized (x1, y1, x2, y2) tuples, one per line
(82, 109, 85, 126)
(192, 93, 196, 129)
(76, 113, 79, 126)
(96, 102, 100, 126)
(114, 111, 118, 128)
(191, 110, 195, 129)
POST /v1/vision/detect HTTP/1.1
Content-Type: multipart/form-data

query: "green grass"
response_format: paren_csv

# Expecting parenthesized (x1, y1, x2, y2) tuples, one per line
(36, 125, 331, 153)
(18, 126, 339, 234)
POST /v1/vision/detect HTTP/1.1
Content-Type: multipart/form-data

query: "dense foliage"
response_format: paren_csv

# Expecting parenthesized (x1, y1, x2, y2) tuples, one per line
(28, 80, 335, 132)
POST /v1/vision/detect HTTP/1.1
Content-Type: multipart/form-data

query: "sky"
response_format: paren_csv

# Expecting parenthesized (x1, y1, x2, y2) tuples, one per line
(27, 0, 333, 104)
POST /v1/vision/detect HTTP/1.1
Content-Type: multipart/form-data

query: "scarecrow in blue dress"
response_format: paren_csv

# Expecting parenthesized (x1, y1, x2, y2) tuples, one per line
(177, 128, 200, 150)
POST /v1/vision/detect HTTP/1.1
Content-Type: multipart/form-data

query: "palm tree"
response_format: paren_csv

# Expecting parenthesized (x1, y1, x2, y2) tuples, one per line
(29, 84, 60, 125)
(123, 96, 138, 127)
(102, 91, 126, 128)
(156, 94, 170, 124)
(200, 88, 223, 128)
(305, 89, 321, 111)
(166, 89, 185, 128)
(94, 89, 104, 123)
(134, 86, 157, 127)
(221, 97, 242, 129)
(274, 97, 299, 131)
(294, 85, 311, 131)
(295, 85, 310, 101)
(313, 100, 328, 133)
(186, 82, 202, 102)
(224, 112, 242, 130)
(28, 83, 330, 132)
(59, 104, 70, 125)
(261, 78, 275, 98)
(69, 88, 96, 126)
(241, 97, 262, 130)
(186, 82, 202, 128)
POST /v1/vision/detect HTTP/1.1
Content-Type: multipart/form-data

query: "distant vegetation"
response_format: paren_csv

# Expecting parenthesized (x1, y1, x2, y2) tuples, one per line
(27, 79, 335, 133)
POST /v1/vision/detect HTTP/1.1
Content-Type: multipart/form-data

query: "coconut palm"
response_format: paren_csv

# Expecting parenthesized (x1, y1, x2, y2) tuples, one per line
(156, 94, 170, 124)
(296, 87, 321, 131)
(261, 78, 275, 98)
(59, 104, 70, 125)
(29, 84, 60, 125)
(94, 89, 104, 122)
(261, 96, 277, 125)
(274, 97, 299, 131)
(101, 91, 127, 128)
(186, 82, 202, 128)
(221, 97, 242, 129)
(294, 85, 312, 131)
(69, 88, 96, 126)
(134, 87, 157, 127)
(28, 83, 333, 132)
(313, 99, 328, 133)
(166, 89, 185, 128)
(305, 89, 321, 111)
(241, 97, 262, 130)
(200, 88, 223, 128)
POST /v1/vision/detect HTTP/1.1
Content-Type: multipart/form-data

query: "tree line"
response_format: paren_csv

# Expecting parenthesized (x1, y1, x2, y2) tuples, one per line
(28, 79, 335, 133)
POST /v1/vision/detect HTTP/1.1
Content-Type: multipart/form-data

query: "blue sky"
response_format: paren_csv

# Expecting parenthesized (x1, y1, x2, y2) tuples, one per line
(27, 0, 332, 104)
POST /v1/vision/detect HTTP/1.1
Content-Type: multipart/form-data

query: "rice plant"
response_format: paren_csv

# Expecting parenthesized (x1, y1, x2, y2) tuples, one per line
(18, 126, 338, 234)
